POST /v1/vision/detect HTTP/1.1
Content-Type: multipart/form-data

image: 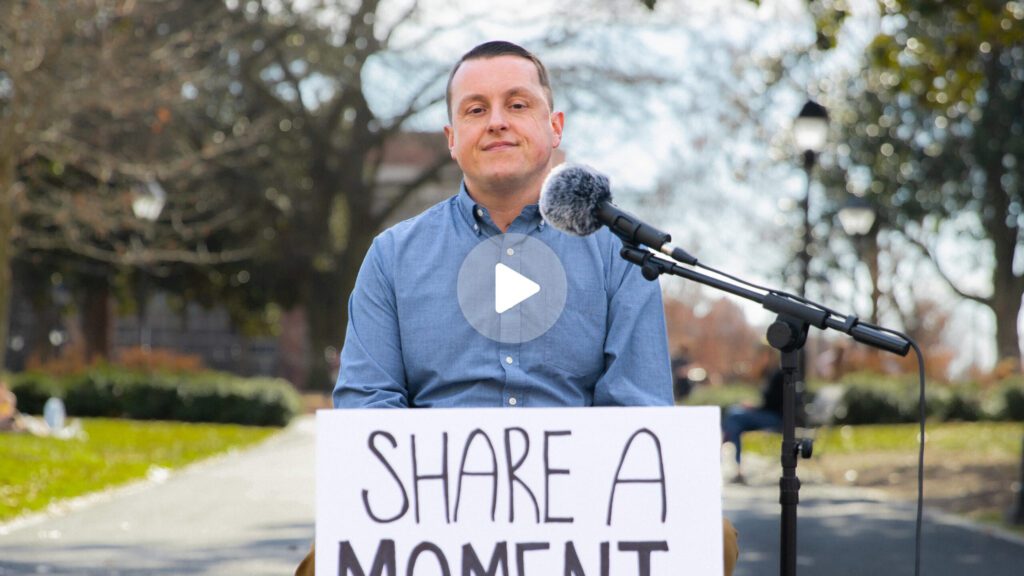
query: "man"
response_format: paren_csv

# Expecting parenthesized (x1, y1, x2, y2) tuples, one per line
(333, 40, 669, 409)
(297, 40, 738, 575)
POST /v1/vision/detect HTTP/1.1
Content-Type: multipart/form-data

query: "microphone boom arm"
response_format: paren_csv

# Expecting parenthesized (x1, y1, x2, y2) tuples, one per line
(618, 243, 910, 576)
(618, 244, 910, 356)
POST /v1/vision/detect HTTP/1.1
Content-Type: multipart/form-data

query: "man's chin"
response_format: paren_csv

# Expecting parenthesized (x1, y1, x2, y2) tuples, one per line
(477, 167, 548, 192)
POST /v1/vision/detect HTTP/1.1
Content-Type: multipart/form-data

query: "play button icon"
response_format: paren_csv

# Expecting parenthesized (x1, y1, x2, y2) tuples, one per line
(495, 263, 540, 313)
(457, 233, 567, 344)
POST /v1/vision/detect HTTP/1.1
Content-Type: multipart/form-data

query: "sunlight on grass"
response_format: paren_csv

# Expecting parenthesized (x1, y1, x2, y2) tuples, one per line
(0, 418, 277, 522)
(742, 422, 1023, 459)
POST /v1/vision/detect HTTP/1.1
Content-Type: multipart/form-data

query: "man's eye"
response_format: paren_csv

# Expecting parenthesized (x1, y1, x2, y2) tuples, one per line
(510, 102, 527, 110)
(467, 106, 485, 115)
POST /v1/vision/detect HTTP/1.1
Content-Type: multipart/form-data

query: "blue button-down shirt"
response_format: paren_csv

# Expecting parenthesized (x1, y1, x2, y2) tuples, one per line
(334, 183, 672, 408)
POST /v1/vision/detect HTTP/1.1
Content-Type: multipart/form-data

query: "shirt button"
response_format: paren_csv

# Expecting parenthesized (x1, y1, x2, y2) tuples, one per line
(477, 209, 484, 217)
(506, 248, 515, 256)
(505, 356, 513, 365)
(473, 224, 479, 231)
(508, 397, 518, 406)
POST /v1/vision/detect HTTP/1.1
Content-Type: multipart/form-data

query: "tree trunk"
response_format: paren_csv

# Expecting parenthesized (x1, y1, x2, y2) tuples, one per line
(81, 278, 112, 361)
(305, 269, 345, 391)
(0, 210, 12, 373)
(866, 228, 881, 325)
(979, 47, 1023, 373)
(991, 272, 1023, 373)
(305, 228, 373, 391)
(0, 155, 16, 371)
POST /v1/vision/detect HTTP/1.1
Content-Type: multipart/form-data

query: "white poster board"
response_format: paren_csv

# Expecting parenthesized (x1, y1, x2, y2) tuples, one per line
(316, 407, 722, 575)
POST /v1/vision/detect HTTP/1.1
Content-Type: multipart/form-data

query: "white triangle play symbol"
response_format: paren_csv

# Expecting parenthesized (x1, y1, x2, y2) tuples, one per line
(495, 263, 540, 314)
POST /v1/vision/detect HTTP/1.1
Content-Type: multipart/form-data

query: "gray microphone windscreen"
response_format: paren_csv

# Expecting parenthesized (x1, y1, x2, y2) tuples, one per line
(539, 163, 611, 236)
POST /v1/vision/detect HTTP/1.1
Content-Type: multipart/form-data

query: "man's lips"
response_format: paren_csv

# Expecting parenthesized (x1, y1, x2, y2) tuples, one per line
(483, 141, 516, 151)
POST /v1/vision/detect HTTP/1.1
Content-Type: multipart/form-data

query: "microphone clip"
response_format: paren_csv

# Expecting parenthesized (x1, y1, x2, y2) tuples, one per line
(618, 241, 673, 282)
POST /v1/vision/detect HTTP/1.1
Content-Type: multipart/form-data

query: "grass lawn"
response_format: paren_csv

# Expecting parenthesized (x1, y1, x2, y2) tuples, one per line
(0, 418, 278, 523)
(739, 422, 1024, 530)
(741, 421, 1023, 458)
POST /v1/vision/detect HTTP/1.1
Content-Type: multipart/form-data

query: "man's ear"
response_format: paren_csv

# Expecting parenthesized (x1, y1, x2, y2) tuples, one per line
(444, 125, 456, 159)
(550, 111, 565, 148)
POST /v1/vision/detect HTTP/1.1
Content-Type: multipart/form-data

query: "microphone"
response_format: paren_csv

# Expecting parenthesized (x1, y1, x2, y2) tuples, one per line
(539, 163, 698, 266)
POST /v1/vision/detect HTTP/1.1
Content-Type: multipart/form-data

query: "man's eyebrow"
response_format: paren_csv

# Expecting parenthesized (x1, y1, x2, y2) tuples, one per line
(456, 87, 540, 109)
(502, 87, 537, 99)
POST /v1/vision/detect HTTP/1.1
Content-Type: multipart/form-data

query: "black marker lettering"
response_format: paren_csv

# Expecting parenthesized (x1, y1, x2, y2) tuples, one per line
(362, 431, 409, 523)
(454, 429, 499, 522)
(462, 541, 509, 576)
(412, 433, 450, 524)
(515, 542, 550, 576)
(543, 431, 573, 523)
(605, 429, 667, 526)
(338, 539, 396, 576)
(504, 427, 539, 523)
(407, 542, 451, 576)
(618, 541, 669, 576)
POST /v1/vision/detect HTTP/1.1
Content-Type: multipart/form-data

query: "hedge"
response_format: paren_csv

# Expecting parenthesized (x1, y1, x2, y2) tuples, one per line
(7, 368, 301, 427)
(686, 373, 1024, 426)
(827, 372, 1024, 425)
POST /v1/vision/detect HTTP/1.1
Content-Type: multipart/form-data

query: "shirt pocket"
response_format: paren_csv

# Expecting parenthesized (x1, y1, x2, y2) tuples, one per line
(543, 286, 607, 377)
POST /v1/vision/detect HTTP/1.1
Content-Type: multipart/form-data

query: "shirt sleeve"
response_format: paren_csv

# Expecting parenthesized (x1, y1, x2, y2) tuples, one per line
(333, 235, 409, 408)
(592, 239, 674, 407)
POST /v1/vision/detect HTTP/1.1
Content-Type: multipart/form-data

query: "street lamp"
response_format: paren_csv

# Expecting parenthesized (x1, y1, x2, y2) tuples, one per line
(130, 178, 166, 350)
(838, 193, 881, 325)
(838, 195, 876, 237)
(793, 99, 829, 300)
(792, 99, 828, 389)
(131, 179, 166, 222)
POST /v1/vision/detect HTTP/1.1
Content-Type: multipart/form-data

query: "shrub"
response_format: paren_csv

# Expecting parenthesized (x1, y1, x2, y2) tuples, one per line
(834, 386, 907, 425)
(1001, 379, 1024, 421)
(7, 372, 67, 414)
(935, 388, 983, 422)
(7, 367, 300, 427)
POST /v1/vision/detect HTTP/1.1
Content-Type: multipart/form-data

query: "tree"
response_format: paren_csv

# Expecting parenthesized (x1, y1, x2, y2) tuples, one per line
(827, 1, 1024, 370)
(0, 1, 108, 371)
(2, 1, 278, 367)
(185, 0, 688, 387)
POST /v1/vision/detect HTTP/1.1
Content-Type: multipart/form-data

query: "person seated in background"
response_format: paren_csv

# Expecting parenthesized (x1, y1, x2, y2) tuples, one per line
(671, 343, 695, 402)
(721, 366, 784, 483)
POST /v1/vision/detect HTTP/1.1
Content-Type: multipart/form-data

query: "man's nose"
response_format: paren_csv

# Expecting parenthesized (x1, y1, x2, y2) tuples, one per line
(487, 108, 509, 131)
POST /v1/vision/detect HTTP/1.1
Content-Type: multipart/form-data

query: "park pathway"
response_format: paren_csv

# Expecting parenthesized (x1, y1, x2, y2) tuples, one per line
(0, 416, 315, 575)
(725, 459, 1024, 575)
(2, 416, 1022, 575)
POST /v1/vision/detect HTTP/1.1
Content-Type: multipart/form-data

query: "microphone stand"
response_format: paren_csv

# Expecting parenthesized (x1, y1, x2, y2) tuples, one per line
(617, 242, 910, 576)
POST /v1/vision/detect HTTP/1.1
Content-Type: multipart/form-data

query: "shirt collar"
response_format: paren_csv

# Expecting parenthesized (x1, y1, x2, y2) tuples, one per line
(456, 181, 546, 235)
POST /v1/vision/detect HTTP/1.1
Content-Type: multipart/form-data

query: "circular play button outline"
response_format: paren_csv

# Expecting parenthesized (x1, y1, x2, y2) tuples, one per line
(457, 233, 567, 344)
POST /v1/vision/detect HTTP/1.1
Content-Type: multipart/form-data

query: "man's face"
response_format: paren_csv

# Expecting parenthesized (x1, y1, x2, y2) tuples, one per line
(444, 55, 564, 197)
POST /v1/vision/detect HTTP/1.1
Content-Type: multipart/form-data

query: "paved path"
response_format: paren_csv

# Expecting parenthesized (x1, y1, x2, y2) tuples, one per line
(726, 482, 1024, 575)
(0, 417, 315, 576)
(724, 456, 1024, 576)
(2, 418, 1022, 575)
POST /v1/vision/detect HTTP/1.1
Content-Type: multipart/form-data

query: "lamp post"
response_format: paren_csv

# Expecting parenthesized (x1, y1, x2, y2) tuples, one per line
(793, 100, 829, 300)
(839, 192, 880, 319)
(792, 100, 828, 388)
(838, 195, 876, 238)
(130, 179, 166, 350)
(839, 194, 880, 324)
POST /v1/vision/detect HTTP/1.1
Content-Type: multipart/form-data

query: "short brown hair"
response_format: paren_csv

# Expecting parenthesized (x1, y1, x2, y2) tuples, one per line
(445, 40, 553, 122)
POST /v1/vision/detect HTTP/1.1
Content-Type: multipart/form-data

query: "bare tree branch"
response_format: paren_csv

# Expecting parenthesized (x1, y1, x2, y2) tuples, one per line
(370, 153, 453, 231)
(903, 231, 992, 306)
